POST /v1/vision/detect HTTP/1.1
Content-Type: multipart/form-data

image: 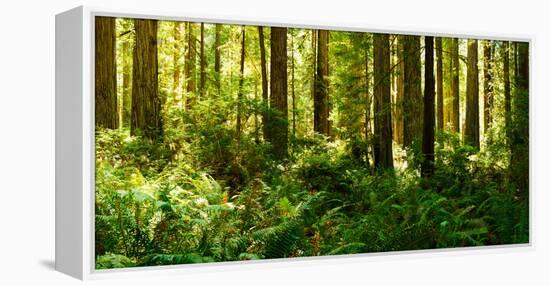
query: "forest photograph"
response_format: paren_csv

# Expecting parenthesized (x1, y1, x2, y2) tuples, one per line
(94, 16, 529, 269)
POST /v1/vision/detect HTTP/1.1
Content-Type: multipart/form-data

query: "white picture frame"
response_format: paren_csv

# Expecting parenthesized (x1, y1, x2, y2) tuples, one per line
(55, 5, 533, 280)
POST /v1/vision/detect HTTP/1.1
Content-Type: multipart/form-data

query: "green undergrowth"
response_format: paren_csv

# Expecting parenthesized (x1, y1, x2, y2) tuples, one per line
(94, 127, 528, 269)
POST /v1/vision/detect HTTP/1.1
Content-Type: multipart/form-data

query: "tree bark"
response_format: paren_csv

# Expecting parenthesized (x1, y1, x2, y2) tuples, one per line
(95, 16, 118, 129)
(391, 36, 397, 137)
(131, 19, 161, 141)
(258, 26, 270, 142)
(511, 41, 529, 194)
(451, 38, 460, 133)
(311, 30, 317, 101)
(465, 39, 479, 149)
(365, 34, 372, 170)
(436, 37, 444, 131)
(394, 36, 405, 145)
(422, 36, 435, 177)
(314, 30, 330, 136)
(270, 27, 288, 160)
(373, 33, 393, 169)
(402, 35, 422, 148)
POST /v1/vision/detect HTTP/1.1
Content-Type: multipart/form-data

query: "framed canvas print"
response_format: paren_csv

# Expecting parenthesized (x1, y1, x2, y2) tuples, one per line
(55, 6, 531, 280)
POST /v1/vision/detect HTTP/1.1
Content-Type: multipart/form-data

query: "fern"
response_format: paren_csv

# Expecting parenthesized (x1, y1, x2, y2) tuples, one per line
(96, 254, 136, 269)
(140, 253, 214, 266)
(253, 220, 303, 259)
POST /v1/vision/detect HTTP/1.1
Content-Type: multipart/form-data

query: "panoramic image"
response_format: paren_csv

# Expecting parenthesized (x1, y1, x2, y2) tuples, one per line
(94, 16, 529, 269)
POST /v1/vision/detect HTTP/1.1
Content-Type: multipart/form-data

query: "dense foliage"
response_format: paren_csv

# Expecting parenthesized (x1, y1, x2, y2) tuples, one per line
(95, 126, 527, 268)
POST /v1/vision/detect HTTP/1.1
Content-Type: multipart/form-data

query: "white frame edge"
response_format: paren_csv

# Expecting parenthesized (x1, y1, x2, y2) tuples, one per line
(56, 5, 94, 280)
(55, 5, 534, 281)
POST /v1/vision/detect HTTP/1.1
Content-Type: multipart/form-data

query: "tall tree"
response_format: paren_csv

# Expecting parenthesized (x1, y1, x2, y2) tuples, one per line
(185, 22, 196, 109)
(511, 41, 529, 193)
(436, 37, 444, 131)
(394, 36, 405, 145)
(258, 26, 270, 141)
(236, 27, 246, 144)
(199, 23, 206, 98)
(311, 30, 317, 107)
(373, 33, 393, 169)
(365, 34, 372, 170)
(314, 30, 330, 136)
(214, 24, 222, 94)
(391, 36, 397, 120)
(95, 16, 118, 129)
(465, 39, 479, 149)
(422, 36, 435, 177)
(131, 19, 161, 140)
(270, 27, 288, 160)
(451, 38, 460, 133)
(483, 40, 494, 132)
(402, 35, 422, 148)
(503, 42, 511, 145)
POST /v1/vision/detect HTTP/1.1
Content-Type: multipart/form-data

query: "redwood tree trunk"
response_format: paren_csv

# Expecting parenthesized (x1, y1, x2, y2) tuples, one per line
(95, 16, 118, 129)
(311, 30, 317, 104)
(511, 42, 529, 194)
(465, 39, 479, 149)
(422, 36, 435, 177)
(270, 27, 288, 160)
(394, 36, 404, 145)
(402, 35, 422, 148)
(436, 37, 444, 131)
(373, 33, 393, 169)
(451, 38, 460, 133)
(258, 26, 269, 142)
(365, 34, 372, 170)
(131, 19, 161, 141)
(314, 30, 330, 136)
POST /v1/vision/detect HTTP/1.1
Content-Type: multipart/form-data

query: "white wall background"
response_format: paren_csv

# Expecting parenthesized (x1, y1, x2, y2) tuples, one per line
(0, 0, 548, 284)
